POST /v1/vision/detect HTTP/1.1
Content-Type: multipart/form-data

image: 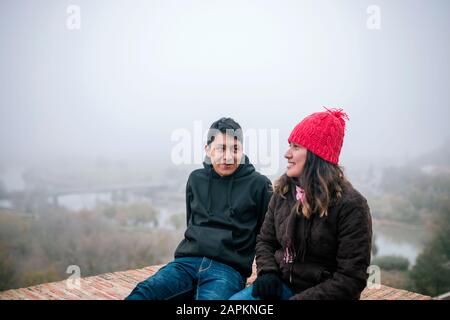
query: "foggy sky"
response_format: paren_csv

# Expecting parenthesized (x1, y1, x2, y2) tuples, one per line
(1, 0, 449, 176)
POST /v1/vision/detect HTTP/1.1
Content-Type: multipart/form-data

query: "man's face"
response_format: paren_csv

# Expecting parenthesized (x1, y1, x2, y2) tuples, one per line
(206, 133, 243, 177)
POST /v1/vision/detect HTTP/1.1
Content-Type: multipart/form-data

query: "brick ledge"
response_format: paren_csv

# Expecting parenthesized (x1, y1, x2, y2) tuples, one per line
(0, 264, 432, 300)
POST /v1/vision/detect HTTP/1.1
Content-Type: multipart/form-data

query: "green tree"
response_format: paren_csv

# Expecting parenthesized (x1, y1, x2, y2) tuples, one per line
(410, 198, 450, 296)
(0, 246, 16, 290)
(372, 255, 410, 271)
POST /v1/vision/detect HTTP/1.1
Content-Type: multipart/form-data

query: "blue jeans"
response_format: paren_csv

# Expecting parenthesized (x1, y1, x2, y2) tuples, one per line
(229, 282, 294, 300)
(125, 257, 245, 300)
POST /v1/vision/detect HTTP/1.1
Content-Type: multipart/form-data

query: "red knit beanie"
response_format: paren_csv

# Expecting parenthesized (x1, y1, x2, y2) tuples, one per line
(288, 107, 349, 164)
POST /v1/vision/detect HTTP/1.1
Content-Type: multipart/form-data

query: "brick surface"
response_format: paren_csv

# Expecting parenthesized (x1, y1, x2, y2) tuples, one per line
(0, 264, 432, 300)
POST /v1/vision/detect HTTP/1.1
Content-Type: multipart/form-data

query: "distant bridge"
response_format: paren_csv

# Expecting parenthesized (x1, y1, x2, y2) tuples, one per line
(46, 182, 168, 197)
(41, 182, 170, 206)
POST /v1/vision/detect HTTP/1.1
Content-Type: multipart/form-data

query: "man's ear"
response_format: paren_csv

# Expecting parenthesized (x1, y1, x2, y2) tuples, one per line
(204, 144, 211, 157)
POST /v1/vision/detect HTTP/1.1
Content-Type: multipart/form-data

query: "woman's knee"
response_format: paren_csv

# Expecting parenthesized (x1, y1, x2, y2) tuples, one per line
(229, 285, 258, 300)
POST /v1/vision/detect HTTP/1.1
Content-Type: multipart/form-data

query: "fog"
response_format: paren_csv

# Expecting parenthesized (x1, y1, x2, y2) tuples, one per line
(1, 0, 449, 181)
(1, 1, 450, 296)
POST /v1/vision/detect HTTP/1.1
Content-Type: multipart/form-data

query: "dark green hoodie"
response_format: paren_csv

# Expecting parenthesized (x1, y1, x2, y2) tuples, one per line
(174, 155, 272, 278)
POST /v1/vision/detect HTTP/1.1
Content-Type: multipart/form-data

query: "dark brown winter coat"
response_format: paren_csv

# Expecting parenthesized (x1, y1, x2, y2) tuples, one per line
(255, 175, 372, 300)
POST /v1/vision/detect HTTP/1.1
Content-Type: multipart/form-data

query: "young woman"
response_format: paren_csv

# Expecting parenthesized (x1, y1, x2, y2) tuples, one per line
(230, 108, 372, 300)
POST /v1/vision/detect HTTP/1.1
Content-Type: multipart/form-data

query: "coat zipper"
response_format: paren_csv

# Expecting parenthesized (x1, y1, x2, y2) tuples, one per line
(289, 218, 311, 285)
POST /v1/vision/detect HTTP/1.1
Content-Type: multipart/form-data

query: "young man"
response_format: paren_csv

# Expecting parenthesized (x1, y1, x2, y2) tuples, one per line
(125, 117, 272, 300)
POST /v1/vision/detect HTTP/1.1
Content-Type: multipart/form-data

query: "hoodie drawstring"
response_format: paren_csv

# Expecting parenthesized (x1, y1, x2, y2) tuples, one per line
(227, 176, 235, 217)
(206, 171, 235, 217)
(206, 173, 213, 215)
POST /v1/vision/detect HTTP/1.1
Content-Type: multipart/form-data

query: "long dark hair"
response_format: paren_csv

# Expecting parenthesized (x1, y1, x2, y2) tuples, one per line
(274, 150, 348, 218)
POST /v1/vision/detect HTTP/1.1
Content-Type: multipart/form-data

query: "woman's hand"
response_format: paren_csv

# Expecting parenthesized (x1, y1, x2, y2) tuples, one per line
(251, 273, 284, 300)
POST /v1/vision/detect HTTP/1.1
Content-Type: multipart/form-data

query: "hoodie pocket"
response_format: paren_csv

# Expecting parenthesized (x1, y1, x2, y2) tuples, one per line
(183, 224, 233, 256)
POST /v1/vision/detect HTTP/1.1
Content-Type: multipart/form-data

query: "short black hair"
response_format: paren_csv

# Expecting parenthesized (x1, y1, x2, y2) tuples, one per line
(207, 117, 243, 146)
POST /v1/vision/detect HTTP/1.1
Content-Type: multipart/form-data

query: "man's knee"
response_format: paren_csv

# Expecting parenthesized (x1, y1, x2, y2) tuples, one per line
(125, 261, 196, 300)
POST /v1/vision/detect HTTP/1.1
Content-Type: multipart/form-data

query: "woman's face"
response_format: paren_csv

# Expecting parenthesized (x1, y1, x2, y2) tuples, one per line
(285, 142, 308, 177)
